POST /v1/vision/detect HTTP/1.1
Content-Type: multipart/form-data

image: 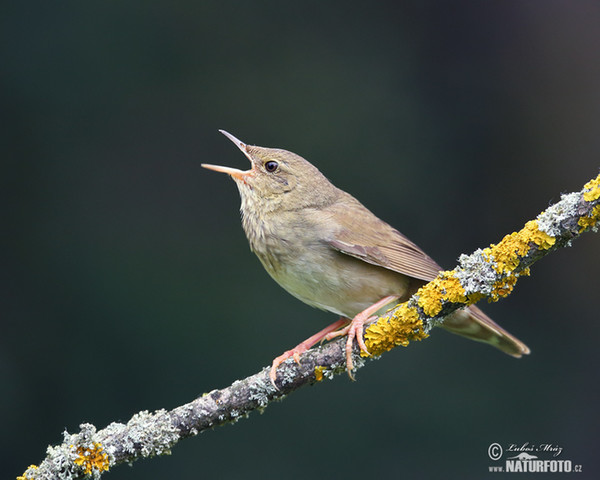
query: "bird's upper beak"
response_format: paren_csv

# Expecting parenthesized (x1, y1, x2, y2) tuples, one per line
(202, 130, 255, 181)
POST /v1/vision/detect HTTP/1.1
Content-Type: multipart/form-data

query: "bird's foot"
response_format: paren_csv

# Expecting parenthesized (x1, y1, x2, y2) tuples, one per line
(269, 318, 348, 388)
(269, 346, 308, 385)
(323, 313, 375, 380)
(324, 295, 400, 379)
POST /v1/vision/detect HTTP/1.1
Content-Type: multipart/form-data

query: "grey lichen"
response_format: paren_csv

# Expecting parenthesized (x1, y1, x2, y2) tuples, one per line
(38, 441, 79, 480)
(351, 353, 367, 371)
(455, 248, 498, 295)
(247, 379, 273, 408)
(106, 410, 178, 458)
(278, 360, 301, 386)
(21, 424, 108, 480)
(537, 192, 581, 236)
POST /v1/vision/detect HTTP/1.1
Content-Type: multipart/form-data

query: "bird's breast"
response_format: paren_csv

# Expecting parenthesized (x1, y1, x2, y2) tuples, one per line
(244, 214, 412, 318)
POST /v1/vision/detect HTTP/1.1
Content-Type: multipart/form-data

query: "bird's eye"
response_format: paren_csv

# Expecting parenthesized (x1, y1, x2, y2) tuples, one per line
(264, 160, 278, 172)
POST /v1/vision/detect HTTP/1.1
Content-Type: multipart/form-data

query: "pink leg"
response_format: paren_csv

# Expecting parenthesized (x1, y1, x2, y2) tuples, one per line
(324, 295, 399, 379)
(270, 318, 349, 386)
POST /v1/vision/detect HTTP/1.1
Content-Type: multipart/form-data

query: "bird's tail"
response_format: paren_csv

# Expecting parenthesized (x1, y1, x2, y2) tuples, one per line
(441, 305, 530, 357)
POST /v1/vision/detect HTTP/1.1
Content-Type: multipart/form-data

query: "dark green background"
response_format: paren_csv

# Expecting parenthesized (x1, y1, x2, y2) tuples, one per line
(3, 1, 599, 479)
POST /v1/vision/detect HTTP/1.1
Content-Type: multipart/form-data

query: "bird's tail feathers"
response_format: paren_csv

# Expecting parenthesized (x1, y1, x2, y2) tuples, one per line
(441, 305, 530, 357)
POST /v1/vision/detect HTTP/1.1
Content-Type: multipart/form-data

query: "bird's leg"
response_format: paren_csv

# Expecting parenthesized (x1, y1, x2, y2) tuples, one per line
(324, 295, 400, 379)
(270, 318, 349, 386)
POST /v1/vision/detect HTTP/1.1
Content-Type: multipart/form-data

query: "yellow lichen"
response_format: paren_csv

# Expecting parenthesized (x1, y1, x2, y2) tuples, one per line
(467, 292, 485, 304)
(73, 443, 110, 475)
(314, 366, 326, 382)
(578, 204, 600, 231)
(481, 222, 545, 302)
(583, 174, 600, 202)
(489, 275, 519, 302)
(417, 282, 444, 317)
(416, 271, 467, 317)
(488, 233, 527, 274)
(17, 465, 38, 480)
(364, 303, 428, 357)
(526, 220, 556, 250)
(488, 220, 555, 275)
(441, 271, 469, 303)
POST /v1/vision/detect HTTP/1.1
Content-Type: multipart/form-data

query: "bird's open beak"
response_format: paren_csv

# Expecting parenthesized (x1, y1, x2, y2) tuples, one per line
(202, 130, 254, 181)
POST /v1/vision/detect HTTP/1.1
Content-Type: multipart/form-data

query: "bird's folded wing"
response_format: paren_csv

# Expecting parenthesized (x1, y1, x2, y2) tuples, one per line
(324, 197, 443, 282)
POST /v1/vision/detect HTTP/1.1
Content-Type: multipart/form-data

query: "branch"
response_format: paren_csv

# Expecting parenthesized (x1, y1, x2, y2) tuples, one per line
(18, 173, 600, 480)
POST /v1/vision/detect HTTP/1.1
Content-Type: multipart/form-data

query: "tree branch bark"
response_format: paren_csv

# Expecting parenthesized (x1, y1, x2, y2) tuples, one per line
(18, 173, 600, 480)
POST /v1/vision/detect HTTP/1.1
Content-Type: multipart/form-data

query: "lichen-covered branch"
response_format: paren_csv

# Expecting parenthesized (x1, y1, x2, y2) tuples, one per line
(18, 173, 599, 480)
(365, 173, 600, 355)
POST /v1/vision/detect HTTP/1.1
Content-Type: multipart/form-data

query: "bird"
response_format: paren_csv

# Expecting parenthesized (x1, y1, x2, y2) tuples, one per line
(202, 130, 529, 385)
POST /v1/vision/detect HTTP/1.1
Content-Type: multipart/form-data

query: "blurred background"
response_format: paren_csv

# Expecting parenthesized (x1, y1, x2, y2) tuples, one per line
(2, 1, 599, 478)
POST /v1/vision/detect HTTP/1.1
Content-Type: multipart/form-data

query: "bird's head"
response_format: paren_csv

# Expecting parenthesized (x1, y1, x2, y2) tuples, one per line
(203, 130, 339, 214)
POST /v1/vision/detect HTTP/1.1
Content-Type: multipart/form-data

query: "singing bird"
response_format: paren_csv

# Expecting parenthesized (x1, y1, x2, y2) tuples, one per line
(203, 131, 529, 384)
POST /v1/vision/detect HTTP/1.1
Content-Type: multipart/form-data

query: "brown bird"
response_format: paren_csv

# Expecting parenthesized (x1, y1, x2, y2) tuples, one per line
(203, 131, 529, 384)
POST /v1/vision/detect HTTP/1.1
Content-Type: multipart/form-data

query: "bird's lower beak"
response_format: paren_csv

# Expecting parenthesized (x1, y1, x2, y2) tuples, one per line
(203, 130, 255, 182)
(201, 163, 252, 181)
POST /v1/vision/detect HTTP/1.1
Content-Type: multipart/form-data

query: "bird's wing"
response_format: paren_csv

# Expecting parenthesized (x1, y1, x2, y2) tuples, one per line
(325, 195, 443, 282)
(323, 194, 530, 357)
